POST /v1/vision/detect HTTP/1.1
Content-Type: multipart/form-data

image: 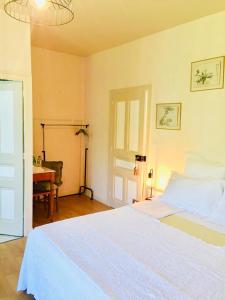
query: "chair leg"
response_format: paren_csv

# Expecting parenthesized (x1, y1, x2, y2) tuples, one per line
(56, 188, 59, 212)
(47, 195, 50, 218)
(44, 196, 48, 211)
(33, 197, 36, 212)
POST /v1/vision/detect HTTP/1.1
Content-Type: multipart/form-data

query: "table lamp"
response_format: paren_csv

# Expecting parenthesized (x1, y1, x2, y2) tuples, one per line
(146, 168, 153, 200)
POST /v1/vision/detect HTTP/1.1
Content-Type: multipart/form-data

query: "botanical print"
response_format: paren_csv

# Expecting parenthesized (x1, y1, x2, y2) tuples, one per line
(191, 56, 224, 91)
(156, 103, 181, 130)
(159, 106, 174, 126)
(195, 69, 213, 85)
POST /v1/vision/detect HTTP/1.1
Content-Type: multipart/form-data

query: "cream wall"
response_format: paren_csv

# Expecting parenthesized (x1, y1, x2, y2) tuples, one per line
(0, 11, 33, 234)
(85, 11, 225, 204)
(32, 47, 85, 195)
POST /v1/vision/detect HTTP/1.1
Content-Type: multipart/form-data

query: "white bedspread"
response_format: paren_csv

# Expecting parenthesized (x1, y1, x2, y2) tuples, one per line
(18, 206, 225, 300)
(132, 198, 183, 218)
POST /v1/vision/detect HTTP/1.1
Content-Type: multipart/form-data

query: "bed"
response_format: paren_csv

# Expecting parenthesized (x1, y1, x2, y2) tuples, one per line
(18, 154, 225, 300)
(18, 200, 225, 300)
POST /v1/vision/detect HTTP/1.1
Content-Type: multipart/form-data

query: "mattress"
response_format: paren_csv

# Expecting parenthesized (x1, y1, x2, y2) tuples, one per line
(18, 204, 225, 300)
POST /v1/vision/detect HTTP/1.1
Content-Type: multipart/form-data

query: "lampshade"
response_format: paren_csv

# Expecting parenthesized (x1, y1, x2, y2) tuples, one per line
(4, 0, 74, 26)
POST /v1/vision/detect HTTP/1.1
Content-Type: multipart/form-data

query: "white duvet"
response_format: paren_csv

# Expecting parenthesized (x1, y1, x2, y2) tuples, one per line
(18, 205, 225, 300)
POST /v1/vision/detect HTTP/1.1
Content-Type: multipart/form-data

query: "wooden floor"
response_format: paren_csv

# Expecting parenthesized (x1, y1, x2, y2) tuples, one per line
(33, 194, 111, 227)
(0, 195, 111, 300)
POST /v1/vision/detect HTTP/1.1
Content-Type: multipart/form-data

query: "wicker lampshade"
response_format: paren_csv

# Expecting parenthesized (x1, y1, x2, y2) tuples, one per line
(4, 0, 74, 26)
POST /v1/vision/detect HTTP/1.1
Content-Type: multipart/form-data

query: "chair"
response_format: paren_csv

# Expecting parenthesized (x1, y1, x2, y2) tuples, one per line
(42, 161, 63, 212)
(33, 182, 51, 217)
(33, 161, 63, 214)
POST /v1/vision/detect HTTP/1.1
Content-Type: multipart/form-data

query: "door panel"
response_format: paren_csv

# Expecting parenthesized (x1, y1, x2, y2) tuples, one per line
(114, 175, 124, 201)
(1, 189, 15, 220)
(0, 165, 15, 177)
(127, 180, 137, 204)
(0, 92, 14, 154)
(115, 101, 126, 150)
(0, 81, 24, 236)
(115, 159, 135, 170)
(128, 100, 140, 152)
(109, 86, 151, 207)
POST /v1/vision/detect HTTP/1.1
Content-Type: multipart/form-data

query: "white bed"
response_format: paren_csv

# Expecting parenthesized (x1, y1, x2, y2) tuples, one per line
(18, 201, 225, 300)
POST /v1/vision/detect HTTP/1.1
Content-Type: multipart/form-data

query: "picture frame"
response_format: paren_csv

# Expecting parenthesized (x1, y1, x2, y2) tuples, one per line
(190, 56, 224, 92)
(156, 103, 182, 130)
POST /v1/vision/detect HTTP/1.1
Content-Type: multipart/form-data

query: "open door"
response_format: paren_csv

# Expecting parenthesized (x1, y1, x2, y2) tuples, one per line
(109, 86, 151, 207)
(0, 80, 24, 236)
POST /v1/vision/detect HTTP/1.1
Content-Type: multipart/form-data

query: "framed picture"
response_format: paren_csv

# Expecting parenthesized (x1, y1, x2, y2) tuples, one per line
(156, 103, 182, 130)
(190, 56, 224, 92)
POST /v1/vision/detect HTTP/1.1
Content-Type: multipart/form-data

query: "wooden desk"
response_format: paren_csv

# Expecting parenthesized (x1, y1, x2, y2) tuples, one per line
(33, 167, 56, 221)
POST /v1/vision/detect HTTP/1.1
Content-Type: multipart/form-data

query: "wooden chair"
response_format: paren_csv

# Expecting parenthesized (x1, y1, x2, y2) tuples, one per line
(33, 161, 63, 217)
(33, 182, 52, 217)
(40, 161, 63, 211)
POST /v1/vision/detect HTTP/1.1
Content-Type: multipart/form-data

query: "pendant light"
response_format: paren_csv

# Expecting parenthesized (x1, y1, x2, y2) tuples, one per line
(4, 0, 74, 26)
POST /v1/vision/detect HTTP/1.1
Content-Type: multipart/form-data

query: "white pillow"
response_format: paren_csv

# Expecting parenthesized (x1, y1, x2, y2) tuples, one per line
(160, 173, 224, 217)
(184, 153, 225, 179)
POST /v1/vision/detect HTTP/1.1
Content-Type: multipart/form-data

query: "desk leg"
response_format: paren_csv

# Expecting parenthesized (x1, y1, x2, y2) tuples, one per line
(49, 183, 54, 222)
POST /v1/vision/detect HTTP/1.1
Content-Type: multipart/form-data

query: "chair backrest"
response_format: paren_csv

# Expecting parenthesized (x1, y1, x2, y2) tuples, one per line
(42, 161, 63, 187)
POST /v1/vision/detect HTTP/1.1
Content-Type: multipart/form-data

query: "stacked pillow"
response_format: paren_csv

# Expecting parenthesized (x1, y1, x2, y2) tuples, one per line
(160, 153, 225, 225)
(184, 153, 225, 179)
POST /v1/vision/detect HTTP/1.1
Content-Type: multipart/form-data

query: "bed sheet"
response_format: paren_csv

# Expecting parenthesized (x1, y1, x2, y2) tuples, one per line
(18, 206, 225, 300)
(133, 198, 225, 234)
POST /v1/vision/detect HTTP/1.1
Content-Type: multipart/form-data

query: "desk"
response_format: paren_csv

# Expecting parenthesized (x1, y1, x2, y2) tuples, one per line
(33, 167, 56, 221)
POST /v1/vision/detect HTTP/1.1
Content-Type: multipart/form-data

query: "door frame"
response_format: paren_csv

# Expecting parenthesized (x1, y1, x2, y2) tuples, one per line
(0, 73, 33, 235)
(108, 85, 151, 207)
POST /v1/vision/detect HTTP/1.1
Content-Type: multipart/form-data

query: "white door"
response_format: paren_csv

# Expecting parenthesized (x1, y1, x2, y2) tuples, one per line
(109, 86, 151, 207)
(0, 80, 24, 236)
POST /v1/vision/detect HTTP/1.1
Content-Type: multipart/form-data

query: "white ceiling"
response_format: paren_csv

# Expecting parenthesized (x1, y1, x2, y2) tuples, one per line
(25, 1, 225, 56)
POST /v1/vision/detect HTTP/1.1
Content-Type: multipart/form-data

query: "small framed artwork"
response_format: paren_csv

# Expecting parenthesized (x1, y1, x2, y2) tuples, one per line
(190, 56, 224, 92)
(156, 103, 182, 130)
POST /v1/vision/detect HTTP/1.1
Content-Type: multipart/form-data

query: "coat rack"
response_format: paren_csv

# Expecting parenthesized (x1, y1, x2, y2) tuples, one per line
(41, 123, 89, 161)
(40, 123, 93, 200)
